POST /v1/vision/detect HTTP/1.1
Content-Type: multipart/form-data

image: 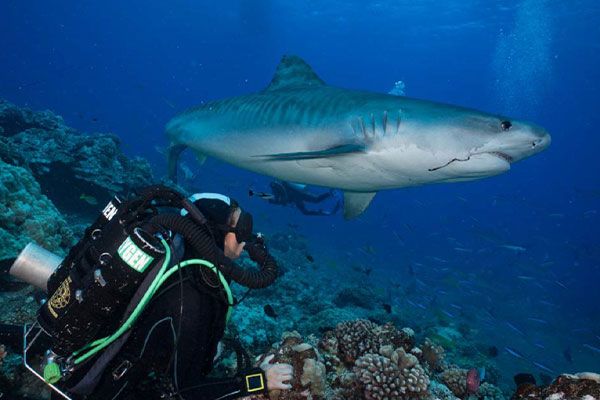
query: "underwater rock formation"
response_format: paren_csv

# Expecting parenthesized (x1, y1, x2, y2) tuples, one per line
(511, 372, 600, 400)
(0, 99, 153, 217)
(0, 159, 74, 260)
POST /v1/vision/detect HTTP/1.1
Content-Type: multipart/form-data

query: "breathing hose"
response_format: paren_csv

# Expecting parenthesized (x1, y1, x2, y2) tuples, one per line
(148, 214, 278, 289)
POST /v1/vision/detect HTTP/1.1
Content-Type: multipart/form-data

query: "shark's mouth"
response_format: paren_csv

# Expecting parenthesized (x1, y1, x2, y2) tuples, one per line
(428, 151, 513, 172)
(488, 151, 513, 163)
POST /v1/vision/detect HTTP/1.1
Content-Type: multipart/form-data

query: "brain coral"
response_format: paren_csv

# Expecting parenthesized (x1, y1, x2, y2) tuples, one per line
(354, 345, 430, 399)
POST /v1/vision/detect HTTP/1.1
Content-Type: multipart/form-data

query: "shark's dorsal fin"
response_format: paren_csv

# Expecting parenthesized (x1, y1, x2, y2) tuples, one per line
(265, 55, 325, 92)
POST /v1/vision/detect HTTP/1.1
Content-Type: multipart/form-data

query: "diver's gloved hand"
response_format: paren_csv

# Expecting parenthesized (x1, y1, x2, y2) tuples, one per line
(245, 236, 269, 265)
(260, 354, 293, 391)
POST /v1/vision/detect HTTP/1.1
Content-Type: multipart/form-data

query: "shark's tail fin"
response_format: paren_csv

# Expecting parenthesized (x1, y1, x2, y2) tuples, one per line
(167, 143, 187, 183)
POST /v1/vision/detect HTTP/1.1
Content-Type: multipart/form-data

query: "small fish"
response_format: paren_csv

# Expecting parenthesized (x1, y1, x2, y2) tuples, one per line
(454, 247, 473, 253)
(263, 304, 278, 318)
(478, 367, 486, 381)
(583, 343, 600, 354)
(248, 189, 275, 200)
(555, 280, 568, 289)
(362, 245, 376, 255)
(382, 303, 392, 314)
(506, 322, 525, 336)
(504, 346, 526, 360)
(164, 98, 176, 109)
(540, 261, 555, 267)
(527, 317, 549, 324)
(392, 230, 405, 246)
(531, 361, 555, 374)
(466, 368, 481, 394)
(305, 254, 314, 263)
(499, 244, 527, 252)
(517, 275, 535, 281)
(91, 117, 99, 123)
(80, 194, 98, 205)
(487, 346, 499, 357)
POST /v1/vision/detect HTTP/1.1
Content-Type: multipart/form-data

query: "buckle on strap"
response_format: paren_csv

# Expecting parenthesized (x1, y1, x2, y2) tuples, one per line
(112, 360, 132, 381)
(244, 370, 265, 393)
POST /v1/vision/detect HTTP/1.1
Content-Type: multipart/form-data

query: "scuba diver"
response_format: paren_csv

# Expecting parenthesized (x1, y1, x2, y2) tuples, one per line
(7, 186, 292, 400)
(249, 180, 341, 216)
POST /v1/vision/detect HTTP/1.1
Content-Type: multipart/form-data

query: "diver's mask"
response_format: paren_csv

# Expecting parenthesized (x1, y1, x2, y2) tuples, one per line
(219, 209, 253, 244)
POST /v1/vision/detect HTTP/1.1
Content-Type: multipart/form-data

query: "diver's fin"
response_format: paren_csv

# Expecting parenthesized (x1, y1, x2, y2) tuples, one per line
(264, 55, 326, 92)
(167, 143, 187, 183)
(255, 144, 366, 161)
(192, 149, 207, 166)
(343, 191, 376, 219)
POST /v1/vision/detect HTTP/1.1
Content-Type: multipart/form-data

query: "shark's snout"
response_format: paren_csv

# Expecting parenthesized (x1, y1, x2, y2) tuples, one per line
(531, 130, 551, 152)
(489, 124, 550, 164)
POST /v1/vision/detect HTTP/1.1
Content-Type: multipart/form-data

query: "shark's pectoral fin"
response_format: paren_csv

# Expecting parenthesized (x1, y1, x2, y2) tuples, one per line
(167, 143, 187, 183)
(255, 144, 366, 161)
(343, 191, 377, 219)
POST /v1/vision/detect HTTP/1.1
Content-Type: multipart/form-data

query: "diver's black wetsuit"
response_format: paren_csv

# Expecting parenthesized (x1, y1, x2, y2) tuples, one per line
(269, 181, 338, 216)
(55, 232, 278, 400)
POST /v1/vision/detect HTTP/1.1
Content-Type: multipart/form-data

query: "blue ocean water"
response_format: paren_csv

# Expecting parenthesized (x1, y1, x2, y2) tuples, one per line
(1, 0, 599, 391)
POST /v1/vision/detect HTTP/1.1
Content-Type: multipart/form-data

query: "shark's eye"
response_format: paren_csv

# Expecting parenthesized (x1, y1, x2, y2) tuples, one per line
(500, 120, 512, 131)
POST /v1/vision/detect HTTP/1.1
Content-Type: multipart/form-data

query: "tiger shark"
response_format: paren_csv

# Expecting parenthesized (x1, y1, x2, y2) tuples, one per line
(167, 55, 550, 218)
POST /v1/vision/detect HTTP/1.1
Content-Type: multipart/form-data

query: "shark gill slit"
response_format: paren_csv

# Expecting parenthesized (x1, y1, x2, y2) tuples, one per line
(382, 111, 388, 134)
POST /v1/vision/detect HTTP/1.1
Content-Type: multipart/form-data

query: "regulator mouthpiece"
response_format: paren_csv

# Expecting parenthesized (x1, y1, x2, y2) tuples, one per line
(10, 243, 63, 292)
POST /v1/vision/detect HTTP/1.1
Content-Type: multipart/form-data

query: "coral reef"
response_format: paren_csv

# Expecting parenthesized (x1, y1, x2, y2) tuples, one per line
(321, 319, 414, 366)
(421, 337, 447, 373)
(511, 372, 600, 400)
(256, 331, 328, 400)
(0, 159, 74, 260)
(439, 367, 469, 398)
(354, 346, 430, 399)
(0, 99, 153, 217)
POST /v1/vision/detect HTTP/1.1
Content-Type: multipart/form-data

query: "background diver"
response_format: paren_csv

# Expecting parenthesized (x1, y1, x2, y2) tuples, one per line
(249, 180, 341, 216)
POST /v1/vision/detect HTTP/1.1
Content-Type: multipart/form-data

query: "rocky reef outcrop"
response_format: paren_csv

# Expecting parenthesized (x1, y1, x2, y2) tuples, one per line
(0, 99, 153, 219)
(0, 159, 74, 260)
(511, 372, 600, 400)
